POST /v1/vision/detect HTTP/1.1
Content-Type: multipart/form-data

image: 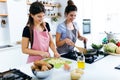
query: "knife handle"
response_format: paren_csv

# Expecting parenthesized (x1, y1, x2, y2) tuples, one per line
(83, 40, 87, 49)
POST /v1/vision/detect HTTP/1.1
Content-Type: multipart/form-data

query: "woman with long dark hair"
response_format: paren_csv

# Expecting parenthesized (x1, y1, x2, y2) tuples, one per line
(22, 1, 60, 63)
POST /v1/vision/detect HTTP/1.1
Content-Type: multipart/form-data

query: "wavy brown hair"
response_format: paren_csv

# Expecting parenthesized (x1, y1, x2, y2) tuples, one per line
(26, 1, 45, 46)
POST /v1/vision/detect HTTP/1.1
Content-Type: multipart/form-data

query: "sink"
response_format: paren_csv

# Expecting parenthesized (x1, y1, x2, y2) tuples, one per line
(0, 45, 13, 49)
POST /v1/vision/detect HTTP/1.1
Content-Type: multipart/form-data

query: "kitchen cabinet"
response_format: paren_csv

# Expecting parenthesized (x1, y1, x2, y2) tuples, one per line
(0, 46, 28, 71)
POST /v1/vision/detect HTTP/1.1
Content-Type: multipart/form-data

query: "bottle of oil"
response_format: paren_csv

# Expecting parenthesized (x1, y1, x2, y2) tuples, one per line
(77, 53, 85, 69)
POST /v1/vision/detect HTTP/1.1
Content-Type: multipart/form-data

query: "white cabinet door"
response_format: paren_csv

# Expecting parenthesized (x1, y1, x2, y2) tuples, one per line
(0, 46, 28, 71)
(7, 0, 28, 43)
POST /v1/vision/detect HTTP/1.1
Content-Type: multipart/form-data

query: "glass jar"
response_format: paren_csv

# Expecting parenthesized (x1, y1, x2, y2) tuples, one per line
(77, 53, 85, 69)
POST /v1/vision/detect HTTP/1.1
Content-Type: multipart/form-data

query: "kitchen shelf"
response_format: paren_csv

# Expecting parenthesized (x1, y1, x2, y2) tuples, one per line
(0, 0, 7, 2)
(0, 14, 8, 16)
(0, 0, 7, 17)
(44, 4, 60, 8)
(46, 15, 61, 18)
(26, 2, 60, 8)
(27, 14, 61, 18)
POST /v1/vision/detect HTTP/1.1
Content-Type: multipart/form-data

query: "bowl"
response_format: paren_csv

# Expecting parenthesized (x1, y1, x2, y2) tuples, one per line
(32, 63, 54, 79)
(71, 68, 84, 80)
(91, 43, 103, 50)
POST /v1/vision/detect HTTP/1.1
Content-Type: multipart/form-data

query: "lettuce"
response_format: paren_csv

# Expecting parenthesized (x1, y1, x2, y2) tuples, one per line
(103, 42, 118, 53)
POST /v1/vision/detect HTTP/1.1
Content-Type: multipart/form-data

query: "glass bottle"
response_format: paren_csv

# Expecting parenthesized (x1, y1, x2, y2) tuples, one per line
(77, 53, 85, 69)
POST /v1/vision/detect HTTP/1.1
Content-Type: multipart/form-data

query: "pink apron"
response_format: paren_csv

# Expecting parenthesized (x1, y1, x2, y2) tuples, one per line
(27, 27, 50, 63)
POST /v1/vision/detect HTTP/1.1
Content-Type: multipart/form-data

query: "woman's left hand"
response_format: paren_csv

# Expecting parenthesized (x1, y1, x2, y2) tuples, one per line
(54, 52, 61, 58)
(81, 36, 87, 42)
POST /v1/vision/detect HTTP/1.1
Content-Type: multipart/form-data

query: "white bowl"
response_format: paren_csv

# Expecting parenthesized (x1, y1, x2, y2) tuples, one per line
(32, 64, 54, 79)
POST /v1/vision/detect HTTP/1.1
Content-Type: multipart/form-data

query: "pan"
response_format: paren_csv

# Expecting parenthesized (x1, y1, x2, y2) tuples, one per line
(83, 41, 97, 56)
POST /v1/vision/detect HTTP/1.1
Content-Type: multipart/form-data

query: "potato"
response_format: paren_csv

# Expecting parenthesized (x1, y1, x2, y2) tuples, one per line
(31, 65, 36, 70)
(41, 65, 49, 71)
(34, 60, 42, 66)
(32, 60, 52, 71)
(34, 60, 46, 66)
(46, 63, 52, 69)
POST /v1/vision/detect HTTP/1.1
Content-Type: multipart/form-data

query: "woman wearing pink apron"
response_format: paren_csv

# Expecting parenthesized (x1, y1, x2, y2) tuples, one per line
(22, 2, 60, 63)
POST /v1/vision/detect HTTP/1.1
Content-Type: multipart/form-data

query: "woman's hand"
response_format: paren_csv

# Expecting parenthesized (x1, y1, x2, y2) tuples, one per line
(80, 36, 87, 42)
(54, 52, 60, 58)
(75, 46, 87, 54)
(64, 38, 75, 46)
(41, 52, 50, 58)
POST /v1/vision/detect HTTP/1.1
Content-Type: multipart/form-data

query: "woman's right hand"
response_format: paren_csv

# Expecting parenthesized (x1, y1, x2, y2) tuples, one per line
(64, 38, 75, 46)
(41, 52, 50, 58)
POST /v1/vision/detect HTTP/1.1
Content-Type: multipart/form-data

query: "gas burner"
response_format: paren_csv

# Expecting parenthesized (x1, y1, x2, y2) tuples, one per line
(61, 50, 109, 64)
(0, 69, 32, 80)
(85, 51, 109, 64)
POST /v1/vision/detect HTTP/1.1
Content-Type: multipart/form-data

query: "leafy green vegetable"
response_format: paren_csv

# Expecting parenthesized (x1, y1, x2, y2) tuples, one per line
(103, 42, 118, 53)
(44, 58, 72, 69)
(91, 43, 103, 50)
(109, 39, 116, 44)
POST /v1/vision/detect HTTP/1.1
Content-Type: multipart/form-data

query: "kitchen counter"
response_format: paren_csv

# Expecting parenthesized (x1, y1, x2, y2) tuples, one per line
(16, 55, 120, 80)
(0, 44, 21, 51)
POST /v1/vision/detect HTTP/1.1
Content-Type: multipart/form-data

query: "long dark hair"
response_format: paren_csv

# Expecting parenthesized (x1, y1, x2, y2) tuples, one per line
(65, 0, 77, 15)
(26, 1, 45, 45)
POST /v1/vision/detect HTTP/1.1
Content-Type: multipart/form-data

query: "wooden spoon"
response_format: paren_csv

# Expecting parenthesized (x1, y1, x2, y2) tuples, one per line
(74, 45, 87, 54)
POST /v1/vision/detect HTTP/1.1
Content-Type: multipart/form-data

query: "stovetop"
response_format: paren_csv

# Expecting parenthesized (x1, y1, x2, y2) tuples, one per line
(0, 69, 32, 80)
(85, 51, 109, 63)
(61, 50, 109, 64)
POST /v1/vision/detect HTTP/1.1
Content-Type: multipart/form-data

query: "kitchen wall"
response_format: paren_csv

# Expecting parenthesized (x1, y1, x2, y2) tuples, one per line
(0, 0, 120, 46)
(7, 0, 28, 44)
(72, 0, 120, 46)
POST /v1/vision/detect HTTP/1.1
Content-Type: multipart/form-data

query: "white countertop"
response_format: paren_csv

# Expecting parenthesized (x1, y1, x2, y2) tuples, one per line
(1, 55, 120, 80)
(81, 55, 120, 80)
(16, 55, 120, 80)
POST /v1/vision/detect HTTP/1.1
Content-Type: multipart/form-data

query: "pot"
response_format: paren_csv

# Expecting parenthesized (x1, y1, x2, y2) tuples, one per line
(104, 31, 116, 41)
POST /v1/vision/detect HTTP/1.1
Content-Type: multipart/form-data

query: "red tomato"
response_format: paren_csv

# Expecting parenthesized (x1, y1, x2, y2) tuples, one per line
(116, 42, 120, 47)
